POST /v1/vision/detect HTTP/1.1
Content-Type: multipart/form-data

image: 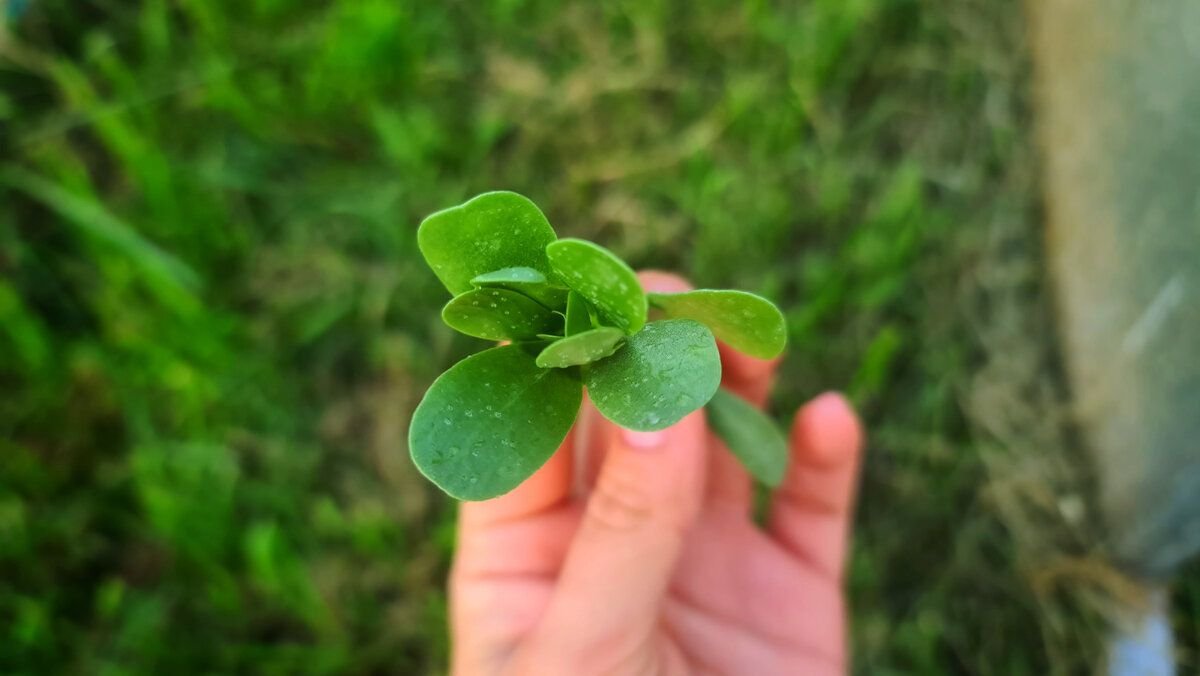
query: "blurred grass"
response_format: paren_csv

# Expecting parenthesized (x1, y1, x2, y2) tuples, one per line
(0, 0, 1135, 673)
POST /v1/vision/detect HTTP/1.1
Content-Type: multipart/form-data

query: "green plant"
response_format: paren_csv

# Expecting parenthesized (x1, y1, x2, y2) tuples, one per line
(409, 191, 789, 500)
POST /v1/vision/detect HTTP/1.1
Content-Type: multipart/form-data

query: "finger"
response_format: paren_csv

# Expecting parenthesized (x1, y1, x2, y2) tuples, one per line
(637, 269, 692, 295)
(564, 266, 697, 497)
(570, 269, 693, 496)
(707, 344, 782, 508)
(525, 411, 708, 663)
(573, 398, 612, 495)
(768, 392, 864, 581)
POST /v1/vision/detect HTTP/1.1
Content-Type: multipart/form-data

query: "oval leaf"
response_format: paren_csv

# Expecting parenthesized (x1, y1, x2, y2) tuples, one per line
(442, 288, 562, 341)
(471, 266, 568, 310)
(546, 239, 646, 334)
(564, 290, 594, 336)
(585, 319, 720, 431)
(472, 266, 547, 286)
(706, 387, 788, 487)
(536, 327, 626, 368)
(648, 290, 786, 359)
(418, 192, 558, 295)
(409, 346, 582, 500)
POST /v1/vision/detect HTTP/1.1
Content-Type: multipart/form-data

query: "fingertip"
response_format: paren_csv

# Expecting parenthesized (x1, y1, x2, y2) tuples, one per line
(614, 407, 707, 454)
(791, 392, 863, 467)
(636, 270, 693, 294)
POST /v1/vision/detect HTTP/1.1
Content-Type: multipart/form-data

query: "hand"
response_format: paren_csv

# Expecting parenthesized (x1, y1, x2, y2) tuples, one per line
(450, 272, 864, 676)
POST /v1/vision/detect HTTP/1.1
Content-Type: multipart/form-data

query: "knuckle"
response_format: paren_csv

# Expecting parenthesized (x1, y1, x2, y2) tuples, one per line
(586, 469, 655, 533)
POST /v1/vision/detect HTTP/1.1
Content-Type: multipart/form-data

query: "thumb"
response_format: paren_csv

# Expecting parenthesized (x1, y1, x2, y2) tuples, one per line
(522, 411, 707, 666)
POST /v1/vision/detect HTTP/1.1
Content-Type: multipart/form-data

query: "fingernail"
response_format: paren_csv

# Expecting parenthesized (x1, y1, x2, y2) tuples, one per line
(806, 392, 856, 464)
(811, 391, 850, 412)
(621, 428, 667, 450)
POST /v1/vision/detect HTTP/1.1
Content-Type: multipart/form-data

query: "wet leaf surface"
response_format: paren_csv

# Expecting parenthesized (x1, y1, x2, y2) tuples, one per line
(586, 319, 720, 431)
(536, 327, 625, 368)
(471, 266, 568, 309)
(419, 192, 557, 295)
(547, 239, 646, 334)
(442, 288, 561, 341)
(706, 387, 788, 487)
(649, 290, 786, 359)
(409, 345, 582, 500)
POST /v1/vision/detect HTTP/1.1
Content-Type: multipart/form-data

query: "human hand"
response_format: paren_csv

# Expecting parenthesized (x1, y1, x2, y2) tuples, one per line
(449, 272, 864, 676)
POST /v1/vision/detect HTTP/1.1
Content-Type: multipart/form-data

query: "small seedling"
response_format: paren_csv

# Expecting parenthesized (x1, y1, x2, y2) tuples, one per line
(409, 191, 790, 500)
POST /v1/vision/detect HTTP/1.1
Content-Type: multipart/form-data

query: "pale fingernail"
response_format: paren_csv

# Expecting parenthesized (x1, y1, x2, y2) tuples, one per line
(806, 392, 856, 464)
(620, 428, 667, 450)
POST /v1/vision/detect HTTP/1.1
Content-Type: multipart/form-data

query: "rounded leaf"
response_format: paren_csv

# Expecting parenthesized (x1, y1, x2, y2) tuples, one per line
(536, 327, 626, 368)
(418, 192, 558, 295)
(648, 290, 786, 359)
(472, 266, 547, 286)
(585, 319, 720, 431)
(442, 288, 562, 341)
(546, 239, 646, 334)
(409, 345, 583, 500)
(471, 266, 568, 310)
(706, 387, 788, 487)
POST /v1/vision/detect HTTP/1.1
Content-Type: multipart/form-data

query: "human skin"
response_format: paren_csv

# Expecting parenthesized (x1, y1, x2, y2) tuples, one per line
(450, 271, 864, 676)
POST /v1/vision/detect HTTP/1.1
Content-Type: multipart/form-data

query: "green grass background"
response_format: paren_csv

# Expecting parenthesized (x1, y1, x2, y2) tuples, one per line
(6, 1, 1191, 674)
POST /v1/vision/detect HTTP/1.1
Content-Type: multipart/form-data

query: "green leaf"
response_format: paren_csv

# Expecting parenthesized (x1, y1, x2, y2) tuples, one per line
(473, 266, 547, 286)
(471, 266, 568, 310)
(564, 291, 593, 336)
(442, 288, 562, 341)
(536, 328, 625, 368)
(418, 191, 558, 295)
(706, 388, 788, 487)
(586, 319, 720, 431)
(409, 346, 582, 500)
(648, 290, 786, 359)
(546, 239, 646, 334)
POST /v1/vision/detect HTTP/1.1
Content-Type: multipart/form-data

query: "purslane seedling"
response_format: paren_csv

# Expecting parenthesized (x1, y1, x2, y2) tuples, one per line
(409, 191, 790, 500)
